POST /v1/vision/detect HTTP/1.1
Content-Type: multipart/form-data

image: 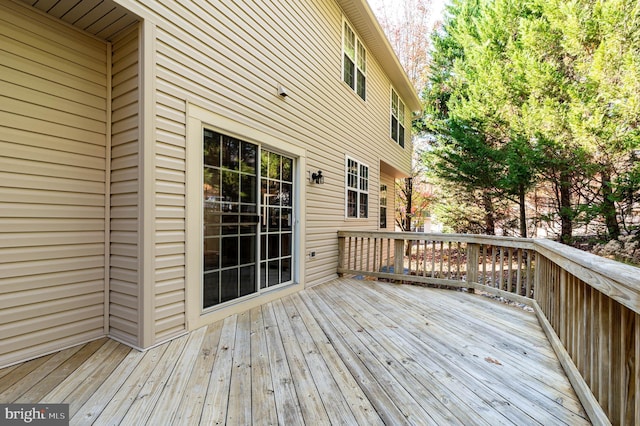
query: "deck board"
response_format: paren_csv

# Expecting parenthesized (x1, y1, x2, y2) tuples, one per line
(0, 278, 590, 425)
(328, 279, 587, 424)
(248, 306, 278, 426)
(16, 338, 109, 404)
(146, 328, 207, 425)
(172, 319, 223, 425)
(318, 282, 498, 425)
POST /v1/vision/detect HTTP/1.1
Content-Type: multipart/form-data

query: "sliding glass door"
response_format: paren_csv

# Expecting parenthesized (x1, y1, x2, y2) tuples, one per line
(260, 150, 294, 289)
(202, 129, 295, 309)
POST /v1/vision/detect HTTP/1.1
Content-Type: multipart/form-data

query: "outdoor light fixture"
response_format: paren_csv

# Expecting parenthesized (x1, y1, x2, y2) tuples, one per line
(311, 170, 324, 184)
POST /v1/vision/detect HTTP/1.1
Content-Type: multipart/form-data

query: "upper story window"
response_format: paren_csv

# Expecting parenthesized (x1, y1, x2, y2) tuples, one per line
(346, 157, 369, 218)
(391, 89, 406, 147)
(343, 21, 367, 101)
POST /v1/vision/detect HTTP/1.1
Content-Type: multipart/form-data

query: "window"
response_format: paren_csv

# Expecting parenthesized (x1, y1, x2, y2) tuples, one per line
(346, 157, 369, 218)
(391, 89, 406, 147)
(380, 184, 387, 228)
(343, 21, 366, 100)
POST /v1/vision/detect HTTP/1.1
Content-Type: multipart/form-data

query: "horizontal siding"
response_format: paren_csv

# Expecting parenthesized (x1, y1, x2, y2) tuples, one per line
(109, 25, 140, 347)
(142, 0, 413, 319)
(153, 75, 187, 341)
(0, 1, 107, 367)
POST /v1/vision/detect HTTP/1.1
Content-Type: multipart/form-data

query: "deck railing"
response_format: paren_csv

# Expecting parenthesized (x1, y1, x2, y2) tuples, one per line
(338, 230, 639, 426)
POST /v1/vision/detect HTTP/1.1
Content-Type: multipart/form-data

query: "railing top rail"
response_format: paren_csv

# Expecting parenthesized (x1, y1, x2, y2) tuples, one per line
(337, 230, 536, 249)
(338, 230, 640, 314)
(534, 239, 640, 314)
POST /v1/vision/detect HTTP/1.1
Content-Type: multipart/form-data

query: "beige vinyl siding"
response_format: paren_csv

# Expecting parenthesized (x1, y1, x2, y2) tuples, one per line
(145, 0, 411, 295)
(109, 25, 140, 345)
(1, 0, 414, 357)
(154, 87, 187, 341)
(0, 1, 107, 367)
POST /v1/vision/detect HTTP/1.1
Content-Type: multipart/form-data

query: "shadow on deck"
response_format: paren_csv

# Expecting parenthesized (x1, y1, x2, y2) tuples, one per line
(0, 278, 589, 425)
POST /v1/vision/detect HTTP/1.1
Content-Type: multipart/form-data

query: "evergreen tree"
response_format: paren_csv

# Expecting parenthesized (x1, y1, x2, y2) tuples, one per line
(423, 0, 638, 241)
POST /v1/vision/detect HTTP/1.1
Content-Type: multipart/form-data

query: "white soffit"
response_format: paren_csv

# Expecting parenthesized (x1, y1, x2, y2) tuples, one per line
(18, 0, 138, 40)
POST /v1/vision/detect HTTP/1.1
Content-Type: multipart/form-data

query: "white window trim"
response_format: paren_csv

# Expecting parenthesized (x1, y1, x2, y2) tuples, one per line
(380, 184, 388, 229)
(342, 18, 367, 101)
(390, 87, 406, 147)
(345, 155, 369, 219)
(185, 104, 306, 330)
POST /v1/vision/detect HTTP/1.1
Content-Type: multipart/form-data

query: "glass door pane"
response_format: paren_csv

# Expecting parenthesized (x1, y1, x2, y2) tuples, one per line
(260, 150, 294, 289)
(203, 130, 258, 309)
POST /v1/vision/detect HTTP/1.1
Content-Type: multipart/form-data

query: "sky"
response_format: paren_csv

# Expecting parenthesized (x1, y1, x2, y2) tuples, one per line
(367, 0, 449, 30)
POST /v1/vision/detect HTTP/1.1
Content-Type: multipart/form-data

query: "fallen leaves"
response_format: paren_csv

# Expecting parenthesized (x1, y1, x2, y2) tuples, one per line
(485, 357, 502, 365)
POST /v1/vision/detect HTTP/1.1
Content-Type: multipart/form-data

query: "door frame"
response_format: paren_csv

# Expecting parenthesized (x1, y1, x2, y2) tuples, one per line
(185, 104, 306, 330)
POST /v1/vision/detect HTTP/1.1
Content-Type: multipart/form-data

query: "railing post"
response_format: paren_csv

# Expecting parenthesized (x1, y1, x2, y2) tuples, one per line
(394, 238, 404, 280)
(466, 243, 479, 293)
(337, 234, 345, 277)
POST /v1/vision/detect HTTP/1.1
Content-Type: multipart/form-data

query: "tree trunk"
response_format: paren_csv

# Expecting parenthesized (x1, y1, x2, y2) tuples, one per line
(519, 183, 527, 238)
(559, 171, 573, 244)
(600, 170, 620, 240)
(482, 191, 496, 235)
(403, 177, 413, 232)
(404, 177, 413, 256)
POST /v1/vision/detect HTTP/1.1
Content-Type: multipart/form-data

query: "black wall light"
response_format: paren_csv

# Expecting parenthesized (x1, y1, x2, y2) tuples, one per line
(311, 170, 324, 184)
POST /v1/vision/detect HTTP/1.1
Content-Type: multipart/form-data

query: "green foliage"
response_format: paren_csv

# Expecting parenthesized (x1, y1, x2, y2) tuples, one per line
(422, 0, 639, 241)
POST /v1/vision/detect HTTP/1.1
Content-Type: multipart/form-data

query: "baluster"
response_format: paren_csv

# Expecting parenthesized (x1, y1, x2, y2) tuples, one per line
(416, 240, 426, 277)
(387, 238, 392, 273)
(431, 240, 436, 278)
(491, 248, 497, 288)
(456, 242, 462, 280)
(526, 250, 533, 297)
(516, 249, 523, 295)
(373, 238, 378, 273)
(588, 286, 597, 392)
(440, 241, 444, 278)
(507, 248, 513, 292)
(481, 245, 487, 286)
(411, 239, 415, 274)
(499, 248, 505, 291)
(634, 311, 639, 425)
(366, 237, 371, 273)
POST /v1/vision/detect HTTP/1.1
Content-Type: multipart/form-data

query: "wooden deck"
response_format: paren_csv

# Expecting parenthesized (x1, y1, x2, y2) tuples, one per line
(0, 278, 589, 425)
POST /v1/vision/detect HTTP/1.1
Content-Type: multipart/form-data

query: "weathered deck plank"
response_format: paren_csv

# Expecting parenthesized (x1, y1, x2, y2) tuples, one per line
(200, 315, 237, 425)
(172, 319, 223, 425)
(70, 345, 144, 424)
(146, 327, 207, 425)
(329, 279, 588, 424)
(90, 343, 169, 424)
(298, 290, 409, 425)
(249, 306, 278, 426)
(0, 278, 590, 425)
(226, 310, 252, 425)
(288, 293, 384, 425)
(0, 345, 84, 402)
(15, 338, 110, 403)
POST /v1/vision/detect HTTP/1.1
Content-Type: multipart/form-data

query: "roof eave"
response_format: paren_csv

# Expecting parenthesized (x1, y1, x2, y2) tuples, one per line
(335, 0, 422, 113)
